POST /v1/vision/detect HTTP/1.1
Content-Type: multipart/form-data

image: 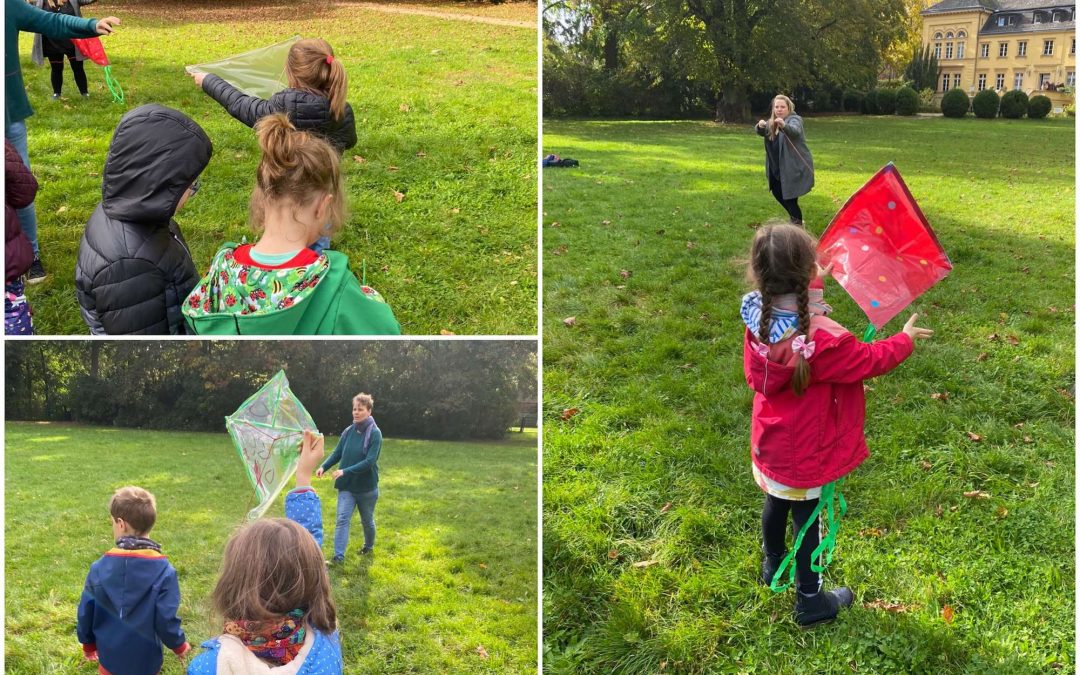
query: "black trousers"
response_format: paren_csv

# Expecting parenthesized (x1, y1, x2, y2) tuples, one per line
(767, 172, 803, 224)
(762, 493, 821, 594)
(49, 57, 88, 96)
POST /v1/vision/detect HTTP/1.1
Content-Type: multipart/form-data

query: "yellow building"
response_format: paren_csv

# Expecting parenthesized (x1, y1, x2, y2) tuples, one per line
(921, 0, 1075, 109)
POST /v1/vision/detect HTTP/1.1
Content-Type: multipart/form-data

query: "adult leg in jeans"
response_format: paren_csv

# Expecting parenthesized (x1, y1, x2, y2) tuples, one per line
(5, 121, 40, 255)
(355, 488, 379, 552)
(332, 489, 359, 560)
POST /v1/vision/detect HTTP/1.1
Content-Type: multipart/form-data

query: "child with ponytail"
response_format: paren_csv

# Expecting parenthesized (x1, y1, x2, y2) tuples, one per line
(741, 222, 932, 626)
(182, 114, 400, 335)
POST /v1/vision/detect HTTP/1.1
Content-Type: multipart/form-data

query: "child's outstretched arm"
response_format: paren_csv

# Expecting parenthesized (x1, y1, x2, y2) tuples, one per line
(191, 73, 275, 129)
(287, 430, 326, 546)
(812, 313, 933, 383)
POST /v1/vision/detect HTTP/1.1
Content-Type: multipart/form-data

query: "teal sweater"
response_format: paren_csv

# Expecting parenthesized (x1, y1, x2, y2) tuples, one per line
(321, 420, 382, 493)
(6, 0, 99, 125)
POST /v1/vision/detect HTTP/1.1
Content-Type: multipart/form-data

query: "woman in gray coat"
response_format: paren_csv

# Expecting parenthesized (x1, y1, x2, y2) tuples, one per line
(32, 0, 96, 99)
(755, 94, 814, 226)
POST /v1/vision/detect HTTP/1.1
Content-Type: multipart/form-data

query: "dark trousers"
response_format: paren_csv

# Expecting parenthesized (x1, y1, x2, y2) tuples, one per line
(762, 493, 821, 594)
(49, 57, 88, 96)
(767, 172, 803, 224)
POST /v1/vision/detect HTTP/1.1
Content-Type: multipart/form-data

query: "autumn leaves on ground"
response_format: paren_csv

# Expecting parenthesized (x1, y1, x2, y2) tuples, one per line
(5, 424, 538, 674)
(542, 116, 1074, 673)
(19, 0, 537, 334)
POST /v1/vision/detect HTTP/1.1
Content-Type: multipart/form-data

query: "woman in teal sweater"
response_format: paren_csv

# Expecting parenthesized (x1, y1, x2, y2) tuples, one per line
(317, 392, 382, 563)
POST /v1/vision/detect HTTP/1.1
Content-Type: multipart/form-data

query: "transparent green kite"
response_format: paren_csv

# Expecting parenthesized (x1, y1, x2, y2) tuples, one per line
(186, 35, 300, 99)
(225, 370, 317, 520)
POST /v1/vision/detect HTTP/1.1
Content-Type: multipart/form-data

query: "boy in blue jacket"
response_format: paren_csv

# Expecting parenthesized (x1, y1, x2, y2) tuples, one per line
(77, 486, 190, 675)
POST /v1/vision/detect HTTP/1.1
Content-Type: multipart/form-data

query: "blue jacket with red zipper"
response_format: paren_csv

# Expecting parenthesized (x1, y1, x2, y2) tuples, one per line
(76, 544, 189, 675)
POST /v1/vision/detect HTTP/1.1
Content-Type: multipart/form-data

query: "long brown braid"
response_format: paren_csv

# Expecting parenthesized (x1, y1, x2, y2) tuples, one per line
(749, 221, 818, 395)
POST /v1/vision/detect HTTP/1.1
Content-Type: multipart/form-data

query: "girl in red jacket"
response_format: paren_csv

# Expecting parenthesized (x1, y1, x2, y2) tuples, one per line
(742, 223, 932, 626)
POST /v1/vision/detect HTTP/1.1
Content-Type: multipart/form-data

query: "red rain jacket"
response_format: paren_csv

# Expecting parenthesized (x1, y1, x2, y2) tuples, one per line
(743, 317, 914, 488)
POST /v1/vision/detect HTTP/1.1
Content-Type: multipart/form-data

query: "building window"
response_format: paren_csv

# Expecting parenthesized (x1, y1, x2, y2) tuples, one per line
(946, 42, 953, 59)
(1043, 40, 1054, 56)
(981, 43, 990, 58)
(999, 42, 1008, 58)
(1018, 41, 1027, 57)
(953, 73, 961, 89)
(997, 16, 1005, 26)
(957, 42, 965, 59)
(996, 73, 1005, 89)
(978, 73, 987, 90)
(934, 43, 942, 59)
(958, 30, 967, 38)
(1068, 71, 1076, 87)
(1072, 38, 1076, 55)
(1014, 73, 1023, 90)
(934, 32, 943, 40)
(1040, 73, 1051, 88)
(942, 73, 951, 91)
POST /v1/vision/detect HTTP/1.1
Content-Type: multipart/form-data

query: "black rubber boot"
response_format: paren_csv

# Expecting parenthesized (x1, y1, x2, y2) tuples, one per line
(794, 587, 854, 627)
(760, 551, 784, 586)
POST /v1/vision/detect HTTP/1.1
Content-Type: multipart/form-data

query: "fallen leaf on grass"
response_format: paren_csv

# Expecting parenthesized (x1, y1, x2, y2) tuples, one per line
(393, 191, 405, 203)
(1023, 435, 1033, 443)
(660, 502, 672, 514)
(942, 604, 955, 624)
(619, 269, 632, 279)
(859, 527, 886, 537)
(57, 206, 67, 214)
(975, 352, 989, 362)
(995, 506, 1009, 519)
(562, 316, 577, 327)
(387, 165, 400, 172)
(550, 221, 560, 228)
(478, 563, 487, 569)
(552, 245, 568, 256)
(607, 549, 619, 559)
(931, 392, 949, 401)
(686, 241, 696, 250)
(1005, 335, 1020, 346)
(965, 432, 983, 442)
(1048, 306, 1058, 313)
(416, 151, 427, 157)
(963, 490, 990, 499)
(934, 504, 943, 517)
(352, 155, 366, 163)
(632, 559, 659, 568)
(560, 408, 579, 421)
(399, 103, 410, 112)
(863, 599, 917, 613)
(987, 333, 999, 342)
(602, 219, 612, 225)
(476, 645, 489, 659)
(1013, 422, 1025, 429)
(921, 461, 933, 471)
(439, 329, 455, 336)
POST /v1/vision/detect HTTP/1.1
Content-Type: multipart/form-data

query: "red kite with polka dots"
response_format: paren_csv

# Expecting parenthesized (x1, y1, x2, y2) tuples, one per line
(818, 163, 952, 329)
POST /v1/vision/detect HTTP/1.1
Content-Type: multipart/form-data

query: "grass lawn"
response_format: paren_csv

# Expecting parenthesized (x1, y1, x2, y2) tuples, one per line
(542, 116, 1074, 673)
(5, 422, 538, 674)
(17, 0, 537, 335)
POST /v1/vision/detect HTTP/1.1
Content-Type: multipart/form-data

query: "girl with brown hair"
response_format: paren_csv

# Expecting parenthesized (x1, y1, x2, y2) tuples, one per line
(187, 430, 344, 674)
(182, 114, 400, 335)
(741, 222, 931, 626)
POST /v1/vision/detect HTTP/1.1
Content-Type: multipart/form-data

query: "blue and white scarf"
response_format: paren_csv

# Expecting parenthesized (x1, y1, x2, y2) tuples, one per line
(740, 290, 831, 344)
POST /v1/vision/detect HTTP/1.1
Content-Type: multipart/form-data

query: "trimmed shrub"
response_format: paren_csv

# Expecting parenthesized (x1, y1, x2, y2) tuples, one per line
(895, 86, 919, 115)
(843, 89, 864, 112)
(1000, 90, 1029, 118)
(941, 88, 969, 117)
(1028, 94, 1052, 119)
(862, 89, 880, 114)
(972, 89, 1000, 118)
(876, 88, 898, 115)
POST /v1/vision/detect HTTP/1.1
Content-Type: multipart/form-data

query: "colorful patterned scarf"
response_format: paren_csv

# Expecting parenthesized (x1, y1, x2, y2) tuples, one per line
(223, 608, 306, 666)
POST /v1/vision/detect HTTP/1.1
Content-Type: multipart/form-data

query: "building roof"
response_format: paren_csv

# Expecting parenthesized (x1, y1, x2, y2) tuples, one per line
(979, 7, 1075, 34)
(923, 0, 999, 15)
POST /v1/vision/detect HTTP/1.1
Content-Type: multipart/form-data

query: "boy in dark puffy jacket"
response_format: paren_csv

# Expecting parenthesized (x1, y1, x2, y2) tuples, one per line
(75, 104, 212, 334)
(77, 486, 191, 675)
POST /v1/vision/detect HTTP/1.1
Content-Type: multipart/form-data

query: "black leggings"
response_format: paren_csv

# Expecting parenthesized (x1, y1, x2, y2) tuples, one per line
(767, 172, 803, 224)
(49, 57, 88, 96)
(762, 493, 821, 594)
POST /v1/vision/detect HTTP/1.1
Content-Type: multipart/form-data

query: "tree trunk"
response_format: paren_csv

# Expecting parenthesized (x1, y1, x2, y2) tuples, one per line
(715, 83, 750, 123)
(603, 29, 619, 71)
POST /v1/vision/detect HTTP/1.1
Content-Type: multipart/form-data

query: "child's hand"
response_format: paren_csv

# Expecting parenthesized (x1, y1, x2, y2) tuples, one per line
(316, 467, 324, 478)
(83, 648, 98, 662)
(902, 313, 934, 342)
(188, 71, 207, 87)
(296, 430, 325, 487)
(815, 261, 834, 279)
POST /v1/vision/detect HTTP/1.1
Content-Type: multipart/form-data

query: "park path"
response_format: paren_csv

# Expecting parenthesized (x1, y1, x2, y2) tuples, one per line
(335, 2, 535, 28)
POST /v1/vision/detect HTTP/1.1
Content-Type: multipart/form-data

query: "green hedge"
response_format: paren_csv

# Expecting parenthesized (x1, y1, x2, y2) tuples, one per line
(972, 89, 1000, 118)
(1028, 94, 1052, 119)
(941, 88, 969, 118)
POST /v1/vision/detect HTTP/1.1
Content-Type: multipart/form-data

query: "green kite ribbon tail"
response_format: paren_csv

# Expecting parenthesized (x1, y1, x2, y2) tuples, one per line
(862, 324, 877, 342)
(103, 65, 124, 104)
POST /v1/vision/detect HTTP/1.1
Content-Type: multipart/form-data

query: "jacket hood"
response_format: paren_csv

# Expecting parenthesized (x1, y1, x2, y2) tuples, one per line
(270, 89, 337, 131)
(102, 104, 212, 225)
(745, 328, 798, 396)
(95, 549, 173, 622)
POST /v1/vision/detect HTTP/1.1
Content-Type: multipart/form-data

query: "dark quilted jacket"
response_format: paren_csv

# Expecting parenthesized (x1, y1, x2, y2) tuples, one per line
(5, 140, 36, 281)
(75, 104, 212, 335)
(201, 73, 357, 154)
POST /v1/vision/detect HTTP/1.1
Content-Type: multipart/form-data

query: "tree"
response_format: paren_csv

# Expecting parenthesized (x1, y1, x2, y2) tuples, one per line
(677, 0, 905, 122)
(904, 44, 939, 91)
(883, 0, 937, 74)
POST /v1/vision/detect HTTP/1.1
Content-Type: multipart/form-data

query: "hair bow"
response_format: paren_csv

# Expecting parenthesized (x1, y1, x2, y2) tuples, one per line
(792, 335, 816, 359)
(326, 55, 335, 65)
(752, 342, 771, 357)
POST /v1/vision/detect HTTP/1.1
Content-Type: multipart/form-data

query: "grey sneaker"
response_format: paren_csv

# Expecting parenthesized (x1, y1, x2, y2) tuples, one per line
(27, 258, 47, 284)
(51, 93, 60, 100)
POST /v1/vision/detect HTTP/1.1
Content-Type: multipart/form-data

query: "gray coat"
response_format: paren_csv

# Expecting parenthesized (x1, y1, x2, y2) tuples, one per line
(31, 0, 96, 66)
(756, 114, 814, 200)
